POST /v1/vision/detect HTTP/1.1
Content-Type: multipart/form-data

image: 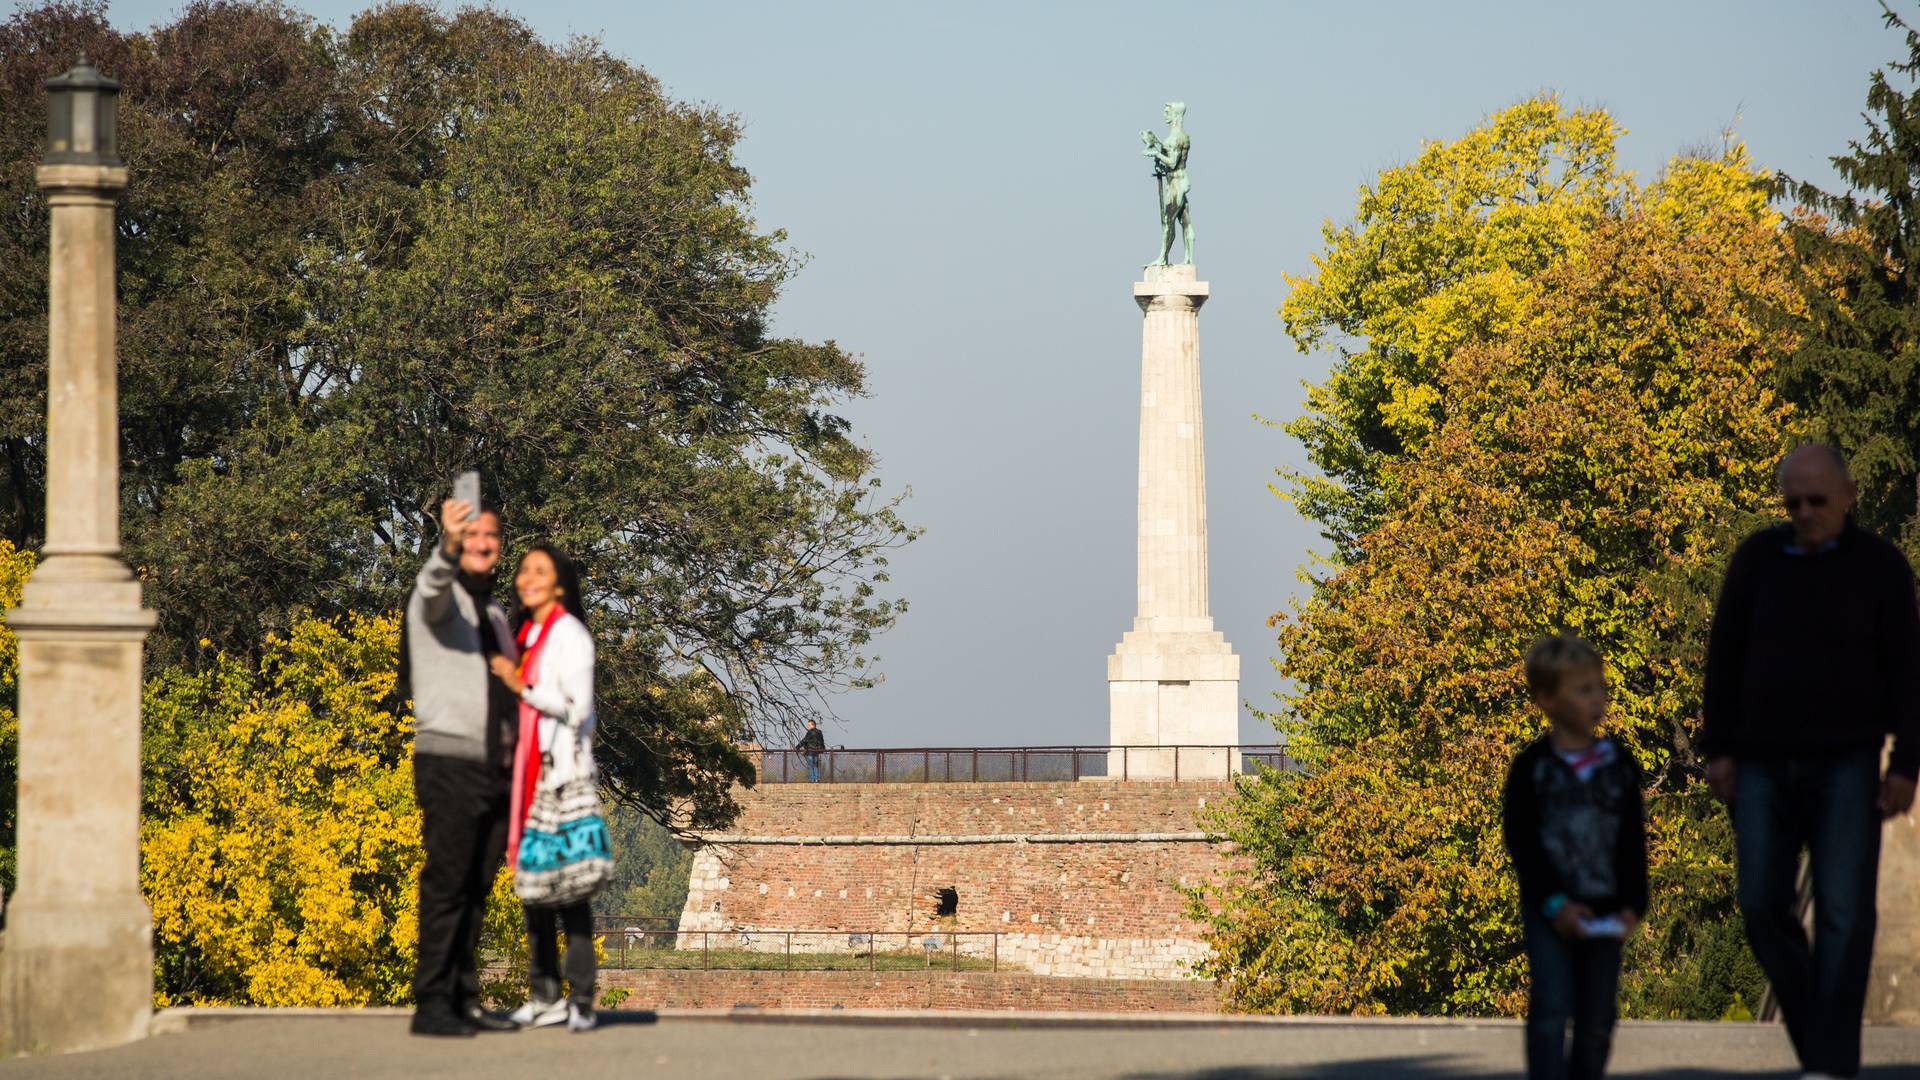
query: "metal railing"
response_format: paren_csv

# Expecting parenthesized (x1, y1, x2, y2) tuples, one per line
(755, 744, 1290, 784)
(594, 928, 1010, 973)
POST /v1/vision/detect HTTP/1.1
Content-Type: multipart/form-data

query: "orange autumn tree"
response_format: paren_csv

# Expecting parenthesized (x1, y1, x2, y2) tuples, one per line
(1194, 104, 1799, 1016)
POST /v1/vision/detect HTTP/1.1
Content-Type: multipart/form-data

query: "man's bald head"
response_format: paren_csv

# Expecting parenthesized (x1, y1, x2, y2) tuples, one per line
(1776, 443, 1852, 487)
(1777, 443, 1856, 549)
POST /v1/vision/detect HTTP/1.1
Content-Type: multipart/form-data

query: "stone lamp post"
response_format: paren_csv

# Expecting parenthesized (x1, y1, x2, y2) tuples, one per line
(1, 56, 157, 1056)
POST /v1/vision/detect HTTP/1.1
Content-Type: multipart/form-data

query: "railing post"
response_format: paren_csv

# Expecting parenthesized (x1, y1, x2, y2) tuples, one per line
(944, 752, 951, 783)
(992, 934, 998, 972)
(951, 934, 958, 971)
(1173, 745, 1180, 782)
(828, 751, 835, 784)
(1072, 749, 1080, 782)
(877, 750, 884, 784)
(869, 934, 875, 971)
(972, 748, 978, 782)
(924, 749, 930, 782)
(782, 751, 788, 783)
(1123, 746, 1129, 781)
(786, 931, 792, 970)
(703, 931, 710, 971)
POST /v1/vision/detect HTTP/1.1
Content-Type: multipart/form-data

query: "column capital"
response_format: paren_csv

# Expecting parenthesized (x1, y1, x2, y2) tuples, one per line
(1134, 267, 1209, 313)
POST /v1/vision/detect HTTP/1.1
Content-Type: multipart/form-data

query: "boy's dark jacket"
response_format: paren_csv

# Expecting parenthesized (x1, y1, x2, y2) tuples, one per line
(1502, 735, 1650, 919)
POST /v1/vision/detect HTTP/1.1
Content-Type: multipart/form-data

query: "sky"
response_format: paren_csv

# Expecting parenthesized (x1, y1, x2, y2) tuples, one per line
(109, 0, 1904, 748)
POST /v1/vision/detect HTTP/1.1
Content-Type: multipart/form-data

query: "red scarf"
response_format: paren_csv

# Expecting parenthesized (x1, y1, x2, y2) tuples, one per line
(507, 603, 567, 867)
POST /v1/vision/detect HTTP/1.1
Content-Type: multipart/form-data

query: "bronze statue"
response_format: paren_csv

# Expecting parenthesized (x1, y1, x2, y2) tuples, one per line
(1140, 102, 1194, 266)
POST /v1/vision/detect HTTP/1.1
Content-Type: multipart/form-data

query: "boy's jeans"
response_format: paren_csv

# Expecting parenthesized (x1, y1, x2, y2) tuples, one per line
(1523, 913, 1622, 1080)
(804, 753, 822, 783)
(1733, 747, 1882, 1079)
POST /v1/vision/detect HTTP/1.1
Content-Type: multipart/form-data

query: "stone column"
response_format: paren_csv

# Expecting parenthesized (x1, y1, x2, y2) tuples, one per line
(1108, 265, 1238, 779)
(0, 159, 157, 1055)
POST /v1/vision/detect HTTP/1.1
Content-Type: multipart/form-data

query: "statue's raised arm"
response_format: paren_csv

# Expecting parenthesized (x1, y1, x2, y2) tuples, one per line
(1143, 102, 1193, 267)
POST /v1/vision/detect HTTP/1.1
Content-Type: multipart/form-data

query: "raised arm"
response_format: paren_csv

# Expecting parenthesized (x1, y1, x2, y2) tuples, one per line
(413, 499, 475, 626)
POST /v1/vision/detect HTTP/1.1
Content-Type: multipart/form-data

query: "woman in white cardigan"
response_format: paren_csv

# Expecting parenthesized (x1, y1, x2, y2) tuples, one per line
(487, 543, 602, 1032)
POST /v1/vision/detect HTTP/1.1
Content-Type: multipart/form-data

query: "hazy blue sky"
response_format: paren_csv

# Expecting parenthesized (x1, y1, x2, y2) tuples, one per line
(112, 1, 1902, 748)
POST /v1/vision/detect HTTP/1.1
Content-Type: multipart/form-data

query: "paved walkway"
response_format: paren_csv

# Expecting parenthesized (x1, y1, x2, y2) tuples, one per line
(3, 1010, 1919, 1078)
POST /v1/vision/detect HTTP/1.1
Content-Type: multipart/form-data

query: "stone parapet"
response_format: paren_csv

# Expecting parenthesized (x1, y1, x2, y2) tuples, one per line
(598, 969, 1221, 1013)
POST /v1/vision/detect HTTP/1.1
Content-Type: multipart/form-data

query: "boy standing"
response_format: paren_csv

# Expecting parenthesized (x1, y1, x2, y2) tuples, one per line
(1503, 635, 1649, 1080)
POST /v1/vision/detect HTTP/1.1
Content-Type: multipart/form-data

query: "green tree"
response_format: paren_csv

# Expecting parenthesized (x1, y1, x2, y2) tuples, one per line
(0, 2, 915, 829)
(1196, 105, 1793, 1016)
(594, 805, 694, 926)
(1775, 2, 1920, 540)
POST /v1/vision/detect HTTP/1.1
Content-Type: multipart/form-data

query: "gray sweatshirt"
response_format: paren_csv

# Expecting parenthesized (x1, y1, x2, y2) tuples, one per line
(406, 544, 519, 762)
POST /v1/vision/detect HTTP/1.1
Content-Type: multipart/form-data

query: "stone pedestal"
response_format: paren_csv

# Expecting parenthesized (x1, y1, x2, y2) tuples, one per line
(1107, 265, 1239, 779)
(0, 163, 156, 1056)
(1869, 805, 1920, 1025)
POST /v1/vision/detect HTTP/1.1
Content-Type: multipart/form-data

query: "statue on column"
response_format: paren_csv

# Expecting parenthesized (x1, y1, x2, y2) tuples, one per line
(1139, 101, 1194, 267)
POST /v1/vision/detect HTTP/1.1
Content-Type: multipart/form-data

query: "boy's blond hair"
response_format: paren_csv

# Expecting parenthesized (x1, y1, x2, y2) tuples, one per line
(1524, 634, 1602, 699)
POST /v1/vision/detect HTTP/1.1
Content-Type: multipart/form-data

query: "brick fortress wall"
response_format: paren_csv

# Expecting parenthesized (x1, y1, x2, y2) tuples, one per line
(677, 780, 1235, 980)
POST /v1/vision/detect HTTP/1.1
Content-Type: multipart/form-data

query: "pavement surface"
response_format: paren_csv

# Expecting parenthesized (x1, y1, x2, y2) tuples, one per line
(2, 1010, 1919, 1079)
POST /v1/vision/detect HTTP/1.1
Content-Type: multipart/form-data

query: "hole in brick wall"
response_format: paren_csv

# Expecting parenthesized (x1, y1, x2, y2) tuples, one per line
(935, 887, 958, 917)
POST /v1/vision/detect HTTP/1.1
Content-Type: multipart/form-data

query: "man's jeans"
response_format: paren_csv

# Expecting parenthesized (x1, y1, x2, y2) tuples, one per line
(804, 753, 822, 783)
(1733, 748, 1883, 1079)
(1522, 913, 1622, 1080)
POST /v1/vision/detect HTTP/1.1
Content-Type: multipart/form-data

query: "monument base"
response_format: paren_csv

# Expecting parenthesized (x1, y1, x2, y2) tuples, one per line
(0, 894, 154, 1055)
(1108, 624, 1240, 779)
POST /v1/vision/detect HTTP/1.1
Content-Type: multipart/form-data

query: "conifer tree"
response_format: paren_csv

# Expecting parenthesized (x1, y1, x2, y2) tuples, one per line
(1776, 2, 1920, 539)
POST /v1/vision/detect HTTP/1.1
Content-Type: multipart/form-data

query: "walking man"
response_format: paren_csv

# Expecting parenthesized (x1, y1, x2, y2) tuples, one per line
(1702, 444, 1920, 1079)
(407, 496, 522, 1036)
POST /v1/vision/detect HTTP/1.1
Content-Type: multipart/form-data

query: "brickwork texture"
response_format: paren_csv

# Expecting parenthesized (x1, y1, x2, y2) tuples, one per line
(678, 781, 1234, 981)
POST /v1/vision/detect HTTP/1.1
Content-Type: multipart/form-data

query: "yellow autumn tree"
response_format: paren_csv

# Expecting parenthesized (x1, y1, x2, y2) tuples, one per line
(0, 539, 34, 903)
(1196, 100, 1799, 1017)
(140, 614, 517, 1006)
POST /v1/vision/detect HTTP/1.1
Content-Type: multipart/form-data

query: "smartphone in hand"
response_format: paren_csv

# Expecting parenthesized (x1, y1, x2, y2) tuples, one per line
(452, 470, 480, 520)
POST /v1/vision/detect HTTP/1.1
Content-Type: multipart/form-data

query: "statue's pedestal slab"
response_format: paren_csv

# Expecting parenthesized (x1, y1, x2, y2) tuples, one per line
(1108, 623, 1240, 779)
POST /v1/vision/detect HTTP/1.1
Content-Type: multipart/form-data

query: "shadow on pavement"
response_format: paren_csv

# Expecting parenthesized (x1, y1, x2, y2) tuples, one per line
(593, 1009, 660, 1027)
(1122, 1066, 1910, 1080)
(1122, 1059, 1508, 1080)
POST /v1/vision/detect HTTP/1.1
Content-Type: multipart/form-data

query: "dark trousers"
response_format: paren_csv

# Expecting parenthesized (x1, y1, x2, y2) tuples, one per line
(1523, 912, 1623, 1080)
(526, 900, 597, 1005)
(1733, 748, 1883, 1078)
(412, 753, 511, 1014)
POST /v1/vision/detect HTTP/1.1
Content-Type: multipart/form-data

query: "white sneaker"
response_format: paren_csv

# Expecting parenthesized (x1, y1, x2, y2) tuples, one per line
(567, 1002, 598, 1032)
(508, 996, 568, 1029)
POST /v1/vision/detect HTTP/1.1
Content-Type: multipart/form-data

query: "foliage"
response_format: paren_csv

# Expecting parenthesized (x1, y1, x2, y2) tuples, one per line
(1197, 101, 1794, 1015)
(1278, 97, 1627, 555)
(139, 614, 520, 1006)
(0, 540, 33, 907)
(595, 803, 694, 926)
(1773, 3, 1920, 541)
(0, 1, 915, 830)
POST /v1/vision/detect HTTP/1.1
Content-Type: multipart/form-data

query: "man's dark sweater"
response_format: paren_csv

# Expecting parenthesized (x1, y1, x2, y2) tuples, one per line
(1503, 736, 1649, 919)
(1701, 522, 1920, 779)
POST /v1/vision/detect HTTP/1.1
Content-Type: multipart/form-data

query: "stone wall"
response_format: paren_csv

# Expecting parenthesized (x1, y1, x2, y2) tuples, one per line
(599, 968, 1221, 1013)
(678, 780, 1234, 980)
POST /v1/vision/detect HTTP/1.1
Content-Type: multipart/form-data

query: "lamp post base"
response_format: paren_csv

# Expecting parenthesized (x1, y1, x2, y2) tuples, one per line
(1, 894, 155, 1056)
